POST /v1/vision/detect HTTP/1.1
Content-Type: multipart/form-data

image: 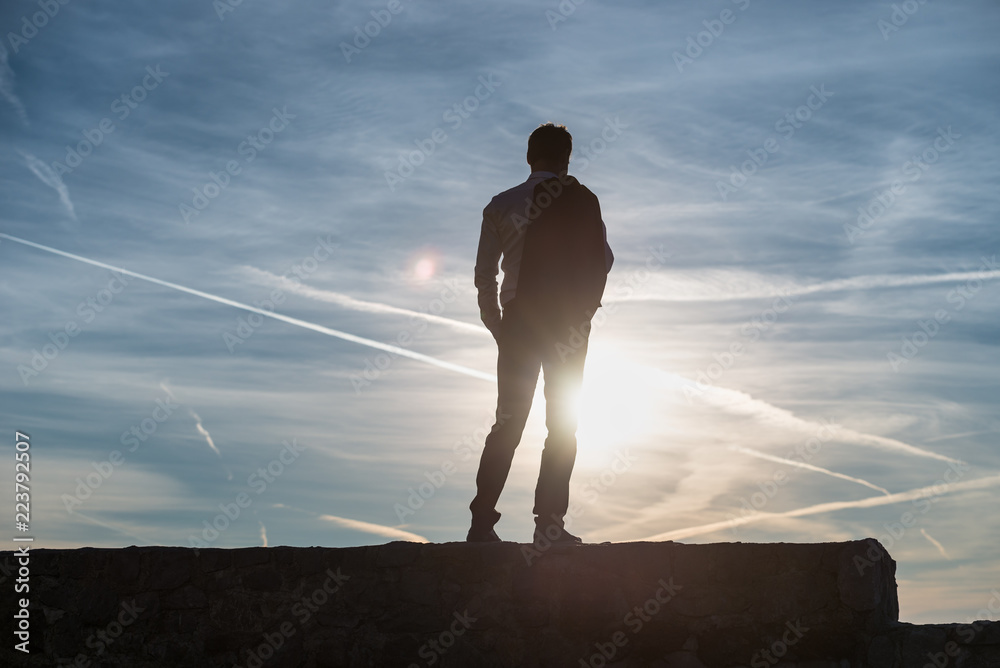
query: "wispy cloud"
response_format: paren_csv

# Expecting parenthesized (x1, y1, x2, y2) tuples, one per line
(636, 474, 1000, 542)
(19, 151, 76, 219)
(0, 42, 27, 125)
(259, 521, 268, 547)
(189, 409, 232, 480)
(318, 513, 429, 543)
(68, 509, 153, 545)
(274, 503, 429, 542)
(616, 268, 1000, 303)
(920, 528, 950, 560)
(662, 369, 961, 464)
(730, 445, 892, 496)
(161, 380, 232, 480)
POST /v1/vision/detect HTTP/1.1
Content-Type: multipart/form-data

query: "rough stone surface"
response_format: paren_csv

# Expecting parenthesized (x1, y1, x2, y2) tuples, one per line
(0, 539, 994, 667)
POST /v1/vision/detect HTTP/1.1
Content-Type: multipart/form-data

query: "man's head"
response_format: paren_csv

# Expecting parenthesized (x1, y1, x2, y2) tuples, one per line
(527, 123, 572, 173)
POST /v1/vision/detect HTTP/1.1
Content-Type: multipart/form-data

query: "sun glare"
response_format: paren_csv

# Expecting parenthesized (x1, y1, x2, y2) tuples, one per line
(573, 342, 660, 467)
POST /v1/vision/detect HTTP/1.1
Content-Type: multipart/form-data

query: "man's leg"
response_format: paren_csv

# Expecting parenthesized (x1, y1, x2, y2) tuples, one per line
(469, 304, 541, 537)
(533, 319, 590, 536)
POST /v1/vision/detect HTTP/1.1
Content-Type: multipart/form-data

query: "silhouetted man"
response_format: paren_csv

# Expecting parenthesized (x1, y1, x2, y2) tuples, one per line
(468, 123, 613, 544)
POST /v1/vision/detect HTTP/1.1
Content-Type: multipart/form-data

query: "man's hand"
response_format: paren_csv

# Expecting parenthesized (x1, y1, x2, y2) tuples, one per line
(485, 319, 502, 343)
(481, 310, 502, 343)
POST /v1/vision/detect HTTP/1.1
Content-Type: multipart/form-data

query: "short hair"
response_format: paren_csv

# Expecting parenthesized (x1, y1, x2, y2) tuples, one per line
(527, 123, 572, 165)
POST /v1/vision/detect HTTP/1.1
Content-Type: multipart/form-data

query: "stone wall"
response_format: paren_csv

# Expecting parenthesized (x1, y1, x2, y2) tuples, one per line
(1, 539, 996, 667)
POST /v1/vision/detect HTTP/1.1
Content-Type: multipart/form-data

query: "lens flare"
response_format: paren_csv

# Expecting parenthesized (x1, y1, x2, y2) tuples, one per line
(414, 257, 435, 281)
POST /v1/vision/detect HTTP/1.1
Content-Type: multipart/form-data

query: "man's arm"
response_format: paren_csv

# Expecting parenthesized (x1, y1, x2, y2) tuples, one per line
(474, 204, 503, 339)
(595, 194, 613, 272)
(602, 219, 614, 272)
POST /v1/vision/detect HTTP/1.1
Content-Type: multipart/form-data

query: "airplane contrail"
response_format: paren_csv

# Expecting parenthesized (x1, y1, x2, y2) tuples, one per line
(635, 473, 1000, 542)
(924, 430, 993, 443)
(0, 233, 962, 468)
(20, 151, 75, 219)
(660, 368, 961, 464)
(730, 445, 892, 495)
(611, 265, 1000, 303)
(0, 233, 496, 383)
(243, 266, 486, 335)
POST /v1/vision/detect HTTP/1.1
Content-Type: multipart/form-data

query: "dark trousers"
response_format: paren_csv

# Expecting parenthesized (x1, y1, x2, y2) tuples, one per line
(469, 299, 590, 531)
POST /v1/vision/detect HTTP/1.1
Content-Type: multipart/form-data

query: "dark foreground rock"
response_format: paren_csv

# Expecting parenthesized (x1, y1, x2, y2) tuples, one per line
(1, 539, 996, 667)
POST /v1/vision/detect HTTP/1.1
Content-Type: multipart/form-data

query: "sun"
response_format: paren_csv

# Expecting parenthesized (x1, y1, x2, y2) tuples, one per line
(571, 342, 659, 467)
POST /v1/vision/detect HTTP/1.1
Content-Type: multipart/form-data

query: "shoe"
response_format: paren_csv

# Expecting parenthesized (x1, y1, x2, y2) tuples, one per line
(532, 524, 583, 545)
(466, 526, 502, 542)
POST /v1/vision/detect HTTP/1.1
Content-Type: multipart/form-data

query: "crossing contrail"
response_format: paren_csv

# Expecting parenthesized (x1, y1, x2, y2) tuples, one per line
(635, 473, 1000, 542)
(0, 232, 964, 468)
(656, 367, 961, 464)
(243, 266, 487, 335)
(612, 264, 1000, 303)
(730, 445, 892, 495)
(0, 232, 496, 383)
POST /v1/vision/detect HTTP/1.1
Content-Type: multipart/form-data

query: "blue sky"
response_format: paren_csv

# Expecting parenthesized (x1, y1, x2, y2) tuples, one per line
(1, 0, 998, 624)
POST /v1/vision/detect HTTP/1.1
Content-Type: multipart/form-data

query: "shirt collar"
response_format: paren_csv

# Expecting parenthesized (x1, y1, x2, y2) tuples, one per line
(528, 170, 560, 180)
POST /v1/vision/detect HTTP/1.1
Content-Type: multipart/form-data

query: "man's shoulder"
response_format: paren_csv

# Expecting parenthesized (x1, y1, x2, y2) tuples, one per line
(484, 179, 535, 218)
(492, 179, 535, 203)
